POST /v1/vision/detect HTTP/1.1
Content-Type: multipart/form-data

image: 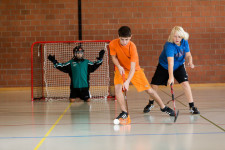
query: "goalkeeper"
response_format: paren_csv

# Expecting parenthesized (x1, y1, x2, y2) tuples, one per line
(48, 46, 105, 102)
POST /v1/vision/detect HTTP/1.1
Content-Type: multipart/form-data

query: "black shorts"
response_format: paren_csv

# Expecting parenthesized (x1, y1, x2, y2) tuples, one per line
(151, 63, 188, 86)
(70, 87, 90, 101)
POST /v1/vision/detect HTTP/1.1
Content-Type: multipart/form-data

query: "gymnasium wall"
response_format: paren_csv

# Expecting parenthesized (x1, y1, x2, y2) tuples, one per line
(0, 0, 225, 87)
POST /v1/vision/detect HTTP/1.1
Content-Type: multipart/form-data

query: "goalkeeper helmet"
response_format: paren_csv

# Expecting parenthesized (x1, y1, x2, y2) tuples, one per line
(73, 46, 84, 60)
(73, 46, 84, 54)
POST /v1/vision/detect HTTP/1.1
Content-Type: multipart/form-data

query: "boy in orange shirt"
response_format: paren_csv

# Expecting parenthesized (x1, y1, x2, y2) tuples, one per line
(110, 26, 175, 123)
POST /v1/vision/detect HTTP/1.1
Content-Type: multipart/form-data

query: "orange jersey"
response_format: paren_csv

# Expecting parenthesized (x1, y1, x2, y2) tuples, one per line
(109, 38, 141, 71)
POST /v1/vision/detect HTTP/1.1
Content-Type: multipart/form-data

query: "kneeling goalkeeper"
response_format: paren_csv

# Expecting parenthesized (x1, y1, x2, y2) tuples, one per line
(48, 46, 105, 102)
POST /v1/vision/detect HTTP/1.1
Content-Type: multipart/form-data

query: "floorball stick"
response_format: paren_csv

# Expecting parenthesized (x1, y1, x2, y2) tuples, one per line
(170, 84, 179, 123)
(121, 74, 131, 125)
(113, 74, 131, 125)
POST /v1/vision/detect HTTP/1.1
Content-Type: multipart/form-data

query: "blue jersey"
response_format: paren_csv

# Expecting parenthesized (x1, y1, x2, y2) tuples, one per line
(159, 39, 190, 71)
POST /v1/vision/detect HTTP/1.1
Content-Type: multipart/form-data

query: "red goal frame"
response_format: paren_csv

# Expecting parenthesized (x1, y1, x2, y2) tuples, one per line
(31, 40, 113, 101)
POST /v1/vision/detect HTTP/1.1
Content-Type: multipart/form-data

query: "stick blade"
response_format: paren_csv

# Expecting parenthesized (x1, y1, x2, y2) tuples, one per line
(119, 115, 131, 125)
(174, 110, 179, 123)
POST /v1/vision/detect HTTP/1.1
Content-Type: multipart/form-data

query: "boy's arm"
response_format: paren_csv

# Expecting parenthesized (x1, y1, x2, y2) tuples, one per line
(185, 52, 194, 68)
(88, 59, 103, 73)
(167, 57, 174, 85)
(111, 55, 125, 75)
(123, 62, 135, 91)
(111, 55, 135, 91)
(48, 54, 70, 73)
(88, 50, 105, 73)
(54, 62, 71, 73)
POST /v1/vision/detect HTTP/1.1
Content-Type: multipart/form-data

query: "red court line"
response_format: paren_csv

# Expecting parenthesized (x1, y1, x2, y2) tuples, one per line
(0, 122, 220, 126)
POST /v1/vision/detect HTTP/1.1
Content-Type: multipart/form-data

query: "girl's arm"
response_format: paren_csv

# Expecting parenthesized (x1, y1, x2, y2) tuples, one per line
(167, 57, 174, 85)
(185, 52, 195, 68)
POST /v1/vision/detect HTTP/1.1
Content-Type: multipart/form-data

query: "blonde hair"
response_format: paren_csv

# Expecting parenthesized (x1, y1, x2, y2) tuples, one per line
(168, 26, 189, 43)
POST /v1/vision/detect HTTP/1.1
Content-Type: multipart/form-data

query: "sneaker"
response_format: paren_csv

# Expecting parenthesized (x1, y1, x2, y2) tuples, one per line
(190, 106, 200, 114)
(161, 106, 175, 116)
(143, 101, 154, 113)
(116, 111, 128, 119)
(115, 111, 131, 125)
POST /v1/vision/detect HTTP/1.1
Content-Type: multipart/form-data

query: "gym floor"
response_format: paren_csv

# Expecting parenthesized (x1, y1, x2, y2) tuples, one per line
(0, 84, 225, 150)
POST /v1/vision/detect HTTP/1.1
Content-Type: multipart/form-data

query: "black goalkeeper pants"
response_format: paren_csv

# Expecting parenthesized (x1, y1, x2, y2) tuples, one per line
(70, 87, 90, 101)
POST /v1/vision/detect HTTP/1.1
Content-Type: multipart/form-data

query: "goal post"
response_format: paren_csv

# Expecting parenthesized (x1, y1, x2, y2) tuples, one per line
(31, 40, 114, 101)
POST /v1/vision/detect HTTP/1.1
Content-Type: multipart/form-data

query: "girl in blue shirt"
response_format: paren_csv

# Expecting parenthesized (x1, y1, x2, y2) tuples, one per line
(143, 26, 200, 114)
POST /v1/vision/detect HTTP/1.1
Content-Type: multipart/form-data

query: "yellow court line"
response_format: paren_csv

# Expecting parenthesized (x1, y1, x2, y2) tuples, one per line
(34, 103, 72, 150)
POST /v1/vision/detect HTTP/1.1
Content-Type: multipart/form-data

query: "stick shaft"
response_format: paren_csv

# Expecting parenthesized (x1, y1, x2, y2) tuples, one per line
(170, 84, 177, 116)
(122, 74, 129, 114)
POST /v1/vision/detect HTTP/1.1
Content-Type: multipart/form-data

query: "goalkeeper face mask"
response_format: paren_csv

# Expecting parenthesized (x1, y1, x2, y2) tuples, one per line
(75, 51, 84, 59)
(73, 46, 84, 60)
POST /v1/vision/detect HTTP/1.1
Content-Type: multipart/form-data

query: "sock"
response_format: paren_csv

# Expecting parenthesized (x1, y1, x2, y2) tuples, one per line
(149, 100, 154, 104)
(189, 102, 194, 108)
(122, 111, 128, 114)
(161, 106, 167, 111)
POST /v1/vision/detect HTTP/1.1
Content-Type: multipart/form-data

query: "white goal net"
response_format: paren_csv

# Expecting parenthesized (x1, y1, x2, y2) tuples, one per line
(31, 41, 114, 101)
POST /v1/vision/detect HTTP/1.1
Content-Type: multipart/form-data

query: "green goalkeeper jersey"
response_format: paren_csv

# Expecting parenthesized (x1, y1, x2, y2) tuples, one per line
(54, 58, 102, 88)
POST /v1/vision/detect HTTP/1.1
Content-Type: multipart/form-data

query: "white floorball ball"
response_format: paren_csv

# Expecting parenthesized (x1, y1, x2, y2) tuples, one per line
(113, 119, 120, 125)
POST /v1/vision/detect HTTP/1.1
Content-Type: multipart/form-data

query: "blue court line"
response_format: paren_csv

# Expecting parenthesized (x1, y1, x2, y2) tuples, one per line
(1, 131, 225, 139)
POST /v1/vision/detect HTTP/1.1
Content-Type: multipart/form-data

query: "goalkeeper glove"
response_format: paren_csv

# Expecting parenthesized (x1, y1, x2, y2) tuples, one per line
(48, 54, 58, 64)
(96, 50, 105, 60)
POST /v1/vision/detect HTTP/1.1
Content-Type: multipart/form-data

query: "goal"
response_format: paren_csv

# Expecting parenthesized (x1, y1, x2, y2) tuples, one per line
(31, 41, 114, 101)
